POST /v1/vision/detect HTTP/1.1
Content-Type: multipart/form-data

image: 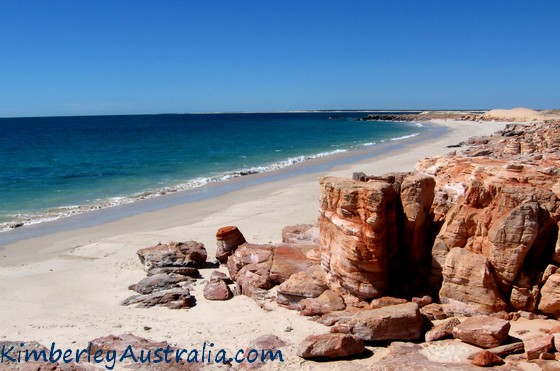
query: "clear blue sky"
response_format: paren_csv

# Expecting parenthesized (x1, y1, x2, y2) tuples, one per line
(1, 1, 559, 117)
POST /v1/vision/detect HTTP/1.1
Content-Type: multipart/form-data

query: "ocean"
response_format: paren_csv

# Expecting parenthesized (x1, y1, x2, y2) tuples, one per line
(0, 111, 425, 231)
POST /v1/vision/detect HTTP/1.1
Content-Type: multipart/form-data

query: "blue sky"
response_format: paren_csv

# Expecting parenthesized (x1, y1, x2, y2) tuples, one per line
(1, 1, 559, 117)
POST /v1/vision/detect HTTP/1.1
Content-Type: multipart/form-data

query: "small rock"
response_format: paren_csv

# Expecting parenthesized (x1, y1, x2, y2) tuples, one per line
(209, 270, 229, 283)
(471, 350, 504, 367)
(425, 317, 460, 342)
(370, 296, 407, 309)
(412, 295, 433, 308)
(203, 280, 233, 301)
(420, 303, 448, 320)
(299, 290, 346, 316)
(297, 333, 364, 359)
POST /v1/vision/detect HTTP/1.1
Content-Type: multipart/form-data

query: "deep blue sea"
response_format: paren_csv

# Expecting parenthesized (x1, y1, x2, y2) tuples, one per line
(0, 112, 424, 230)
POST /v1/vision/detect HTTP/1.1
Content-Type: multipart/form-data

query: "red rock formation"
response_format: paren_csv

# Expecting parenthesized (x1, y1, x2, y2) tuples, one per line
(216, 226, 246, 263)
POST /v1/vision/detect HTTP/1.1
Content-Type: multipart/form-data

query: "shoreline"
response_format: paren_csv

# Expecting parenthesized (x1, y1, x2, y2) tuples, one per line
(0, 121, 438, 248)
(0, 119, 426, 236)
(0, 119, 508, 367)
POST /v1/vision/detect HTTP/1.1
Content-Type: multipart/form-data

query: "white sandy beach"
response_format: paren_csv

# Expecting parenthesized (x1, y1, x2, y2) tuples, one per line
(0, 119, 516, 369)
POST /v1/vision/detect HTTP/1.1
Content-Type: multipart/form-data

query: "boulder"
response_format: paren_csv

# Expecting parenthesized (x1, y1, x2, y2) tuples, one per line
(137, 241, 207, 270)
(370, 296, 407, 309)
(299, 289, 346, 316)
(452, 316, 510, 348)
(297, 333, 364, 359)
(147, 266, 199, 277)
(269, 243, 320, 284)
(238, 334, 286, 369)
(331, 302, 422, 341)
(216, 226, 246, 263)
(276, 265, 328, 310)
(121, 288, 193, 309)
(538, 272, 560, 317)
(203, 280, 233, 301)
(128, 273, 193, 295)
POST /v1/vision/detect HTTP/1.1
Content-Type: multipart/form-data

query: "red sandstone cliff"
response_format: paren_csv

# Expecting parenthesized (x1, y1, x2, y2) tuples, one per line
(319, 122, 560, 316)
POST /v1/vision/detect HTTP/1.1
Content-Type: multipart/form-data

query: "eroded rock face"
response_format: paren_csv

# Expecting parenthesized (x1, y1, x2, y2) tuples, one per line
(319, 176, 398, 299)
(439, 248, 506, 314)
(331, 302, 422, 341)
(282, 224, 320, 245)
(319, 171, 438, 300)
(417, 122, 560, 313)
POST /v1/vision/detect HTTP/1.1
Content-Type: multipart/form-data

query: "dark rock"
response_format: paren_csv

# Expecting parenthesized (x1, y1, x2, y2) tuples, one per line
(137, 241, 207, 270)
(121, 288, 194, 309)
(147, 266, 199, 277)
(128, 273, 193, 295)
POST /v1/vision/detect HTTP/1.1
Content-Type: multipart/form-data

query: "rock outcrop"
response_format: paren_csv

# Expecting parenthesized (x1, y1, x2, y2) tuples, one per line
(226, 242, 320, 301)
(319, 173, 436, 300)
(318, 122, 560, 316)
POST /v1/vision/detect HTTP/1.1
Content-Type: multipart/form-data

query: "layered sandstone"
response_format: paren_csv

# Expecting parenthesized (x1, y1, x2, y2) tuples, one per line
(319, 122, 560, 315)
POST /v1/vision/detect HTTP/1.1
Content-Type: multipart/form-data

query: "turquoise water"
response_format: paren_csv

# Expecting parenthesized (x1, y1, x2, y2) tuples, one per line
(0, 112, 424, 229)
